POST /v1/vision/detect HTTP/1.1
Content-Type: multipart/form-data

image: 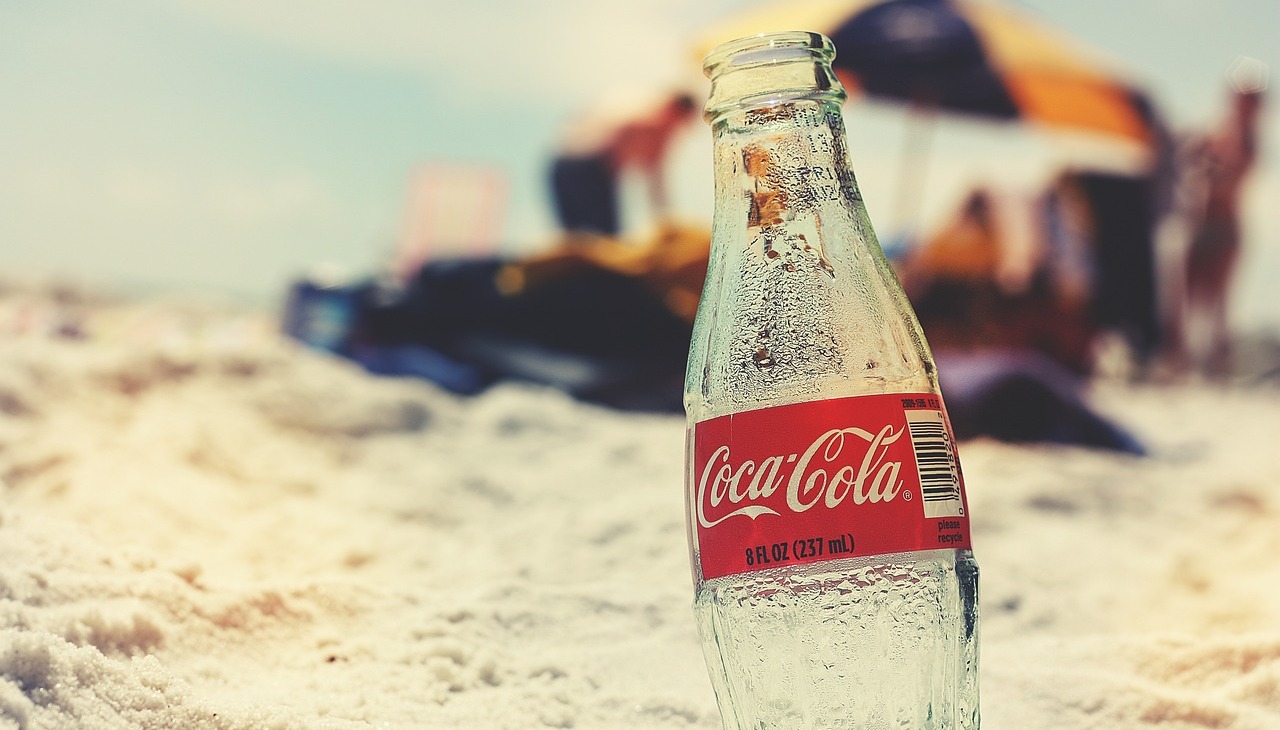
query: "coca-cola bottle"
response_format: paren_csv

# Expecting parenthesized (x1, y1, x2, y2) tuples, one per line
(684, 32, 979, 728)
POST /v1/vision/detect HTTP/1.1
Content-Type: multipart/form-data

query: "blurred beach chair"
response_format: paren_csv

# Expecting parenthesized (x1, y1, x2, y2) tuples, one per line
(392, 163, 507, 286)
(284, 163, 506, 355)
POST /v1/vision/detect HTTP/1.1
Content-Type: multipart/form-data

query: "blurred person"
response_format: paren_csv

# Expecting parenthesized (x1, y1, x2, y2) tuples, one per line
(1066, 170, 1163, 371)
(1168, 83, 1265, 376)
(548, 91, 697, 241)
(897, 188, 1006, 357)
(898, 189, 1010, 350)
(894, 187, 1140, 451)
(1038, 172, 1097, 313)
(1032, 171, 1105, 370)
(901, 188, 1003, 289)
(900, 184, 1100, 373)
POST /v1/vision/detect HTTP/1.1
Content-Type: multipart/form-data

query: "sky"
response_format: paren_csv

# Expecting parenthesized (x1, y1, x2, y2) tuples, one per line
(1, 0, 1277, 329)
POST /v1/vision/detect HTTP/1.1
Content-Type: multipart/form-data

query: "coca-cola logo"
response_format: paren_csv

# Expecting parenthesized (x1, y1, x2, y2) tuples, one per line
(696, 425, 905, 529)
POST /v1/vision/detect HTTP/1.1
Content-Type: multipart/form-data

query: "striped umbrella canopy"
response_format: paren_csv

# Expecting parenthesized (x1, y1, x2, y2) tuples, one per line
(697, 0, 1155, 146)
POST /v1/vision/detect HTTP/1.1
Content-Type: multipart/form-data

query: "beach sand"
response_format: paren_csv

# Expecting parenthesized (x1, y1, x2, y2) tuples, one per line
(1, 287, 1278, 729)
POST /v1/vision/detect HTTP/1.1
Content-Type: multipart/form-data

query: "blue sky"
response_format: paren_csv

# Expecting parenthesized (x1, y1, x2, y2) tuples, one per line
(1, 0, 1276, 327)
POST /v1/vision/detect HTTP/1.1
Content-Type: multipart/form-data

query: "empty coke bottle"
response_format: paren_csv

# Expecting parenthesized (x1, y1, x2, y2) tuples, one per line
(684, 32, 979, 729)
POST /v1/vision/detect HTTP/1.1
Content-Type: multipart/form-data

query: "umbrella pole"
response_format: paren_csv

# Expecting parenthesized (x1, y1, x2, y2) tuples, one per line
(890, 102, 938, 246)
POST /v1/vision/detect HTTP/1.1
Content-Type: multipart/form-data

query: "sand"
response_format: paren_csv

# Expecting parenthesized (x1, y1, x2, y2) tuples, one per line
(1, 288, 1278, 729)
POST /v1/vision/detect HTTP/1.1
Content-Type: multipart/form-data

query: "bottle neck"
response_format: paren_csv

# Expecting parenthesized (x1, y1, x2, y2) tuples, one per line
(702, 33, 863, 245)
(709, 99, 864, 240)
(686, 32, 937, 421)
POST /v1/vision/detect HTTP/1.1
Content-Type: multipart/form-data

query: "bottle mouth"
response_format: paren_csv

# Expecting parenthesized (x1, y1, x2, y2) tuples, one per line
(702, 31, 834, 79)
(702, 31, 844, 122)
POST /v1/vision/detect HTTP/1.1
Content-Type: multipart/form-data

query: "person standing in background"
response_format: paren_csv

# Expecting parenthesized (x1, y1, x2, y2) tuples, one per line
(548, 92, 697, 241)
(1173, 70, 1265, 376)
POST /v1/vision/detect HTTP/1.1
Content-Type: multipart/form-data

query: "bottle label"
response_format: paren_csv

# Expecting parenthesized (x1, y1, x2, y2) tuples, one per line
(688, 393, 972, 581)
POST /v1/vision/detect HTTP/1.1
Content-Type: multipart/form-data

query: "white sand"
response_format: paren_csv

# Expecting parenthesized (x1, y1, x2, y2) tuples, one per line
(1, 290, 1279, 729)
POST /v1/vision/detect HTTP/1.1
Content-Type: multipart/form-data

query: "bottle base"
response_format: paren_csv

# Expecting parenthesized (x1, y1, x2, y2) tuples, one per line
(694, 549, 979, 730)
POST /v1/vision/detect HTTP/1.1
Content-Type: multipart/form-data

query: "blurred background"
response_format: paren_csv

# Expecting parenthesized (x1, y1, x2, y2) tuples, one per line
(1, 0, 1276, 398)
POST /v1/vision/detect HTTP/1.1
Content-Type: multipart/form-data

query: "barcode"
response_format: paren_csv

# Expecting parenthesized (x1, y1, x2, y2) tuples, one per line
(906, 409, 963, 519)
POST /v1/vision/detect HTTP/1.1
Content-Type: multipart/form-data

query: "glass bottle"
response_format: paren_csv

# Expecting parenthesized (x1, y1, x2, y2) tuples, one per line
(685, 31, 979, 729)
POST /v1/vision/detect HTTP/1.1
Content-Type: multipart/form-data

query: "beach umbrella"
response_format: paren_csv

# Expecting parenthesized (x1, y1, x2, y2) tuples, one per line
(697, 0, 1157, 230)
(697, 0, 1154, 144)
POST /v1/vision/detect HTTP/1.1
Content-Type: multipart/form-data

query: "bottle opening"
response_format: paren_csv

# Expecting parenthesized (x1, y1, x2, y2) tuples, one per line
(703, 31, 834, 78)
(702, 32, 845, 122)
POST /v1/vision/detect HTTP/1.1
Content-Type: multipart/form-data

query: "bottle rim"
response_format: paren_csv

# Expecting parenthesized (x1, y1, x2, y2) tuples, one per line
(702, 31, 835, 79)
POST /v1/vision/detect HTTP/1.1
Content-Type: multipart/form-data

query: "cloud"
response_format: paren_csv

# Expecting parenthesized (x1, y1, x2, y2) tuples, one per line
(153, 0, 722, 105)
(0, 161, 371, 293)
(87, 166, 336, 229)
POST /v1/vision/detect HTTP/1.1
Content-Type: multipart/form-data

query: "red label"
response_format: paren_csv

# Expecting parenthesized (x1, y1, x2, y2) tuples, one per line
(687, 393, 971, 582)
